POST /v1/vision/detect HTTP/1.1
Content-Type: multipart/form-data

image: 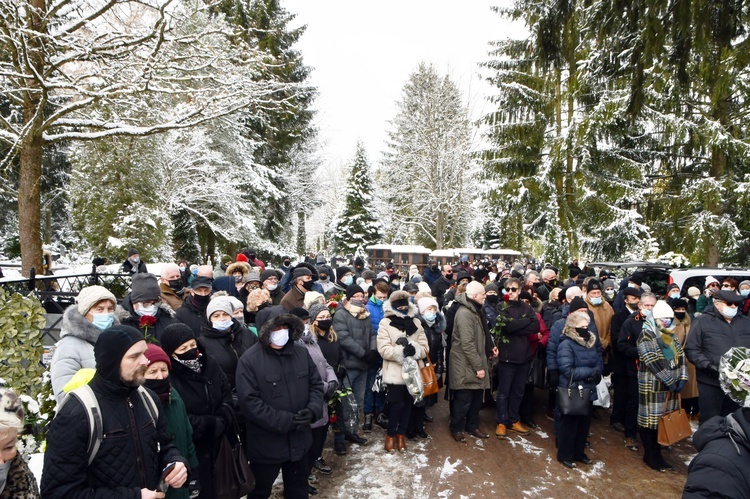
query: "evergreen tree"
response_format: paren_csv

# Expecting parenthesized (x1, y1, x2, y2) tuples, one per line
(334, 142, 382, 254)
(172, 209, 202, 263)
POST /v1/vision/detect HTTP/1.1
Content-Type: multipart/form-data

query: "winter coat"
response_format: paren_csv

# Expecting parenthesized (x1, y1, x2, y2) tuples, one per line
(300, 333, 337, 428)
(497, 300, 539, 364)
(449, 294, 490, 391)
(617, 312, 646, 378)
(685, 306, 750, 387)
(683, 408, 750, 499)
(419, 311, 446, 373)
(377, 302, 429, 385)
(547, 306, 603, 374)
(636, 320, 688, 430)
(431, 276, 453, 310)
(41, 373, 187, 499)
(483, 300, 499, 332)
(423, 266, 442, 287)
(315, 328, 345, 382)
(121, 259, 147, 274)
(50, 306, 120, 404)
(365, 296, 385, 334)
(585, 296, 614, 351)
(211, 275, 243, 299)
(610, 306, 636, 375)
(174, 295, 208, 336)
(556, 324, 602, 399)
(168, 343, 232, 499)
(269, 287, 284, 306)
(115, 295, 180, 343)
(332, 301, 376, 371)
(235, 313, 325, 464)
(280, 286, 306, 311)
(159, 282, 184, 311)
(0, 453, 39, 499)
(530, 311, 550, 355)
(696, 294, 713, 314)
(673, 315, 699, 399)
(536, 282, 554, 303)
(541, 300, 563, 330)
(199, 319, 258, 389)
(162, 388, 198, 499)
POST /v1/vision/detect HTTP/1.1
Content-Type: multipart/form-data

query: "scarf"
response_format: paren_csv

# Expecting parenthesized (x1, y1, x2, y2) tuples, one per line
(389, 315, 418, 336)
(657, 329, 679, 369)
(344, 300, 370, 320)
(174, 357, 202, 374)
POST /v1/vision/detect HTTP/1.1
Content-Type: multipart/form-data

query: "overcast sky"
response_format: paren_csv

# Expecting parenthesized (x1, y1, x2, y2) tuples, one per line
(283, 1, 526, 171)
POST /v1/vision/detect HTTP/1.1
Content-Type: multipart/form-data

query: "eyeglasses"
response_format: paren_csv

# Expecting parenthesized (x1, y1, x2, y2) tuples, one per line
(722, 284, 732, 289)
(505, 287, 518, 293)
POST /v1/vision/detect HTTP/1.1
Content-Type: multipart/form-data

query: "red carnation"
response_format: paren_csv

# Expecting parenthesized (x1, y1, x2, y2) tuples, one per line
(139, 315, 157, 328)
(328, 301, 338, 309)
(329, 415, 337, 423)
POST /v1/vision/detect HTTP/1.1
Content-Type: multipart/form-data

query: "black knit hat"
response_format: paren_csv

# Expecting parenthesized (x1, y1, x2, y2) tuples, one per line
(667, 298, 687, 310)
(586, 278, 602, 293)
(95, 325, 145, 382)
(289, 307, 310, 321)
(128, 248, 139, 257)
(260, 269, 278, 282)
(130, 273, 161, 303)
(346, 284, 365, 300)
(292, 267, 313, 279)
(629, 273, 644, 286)
(568, 296, 588, 313)
(160, 323, 197, 357)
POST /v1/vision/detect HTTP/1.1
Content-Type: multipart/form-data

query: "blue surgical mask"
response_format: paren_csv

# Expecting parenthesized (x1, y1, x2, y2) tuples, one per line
(135, 304, 158, 317)
(342, 276, 354, 286)
(669, 292, 680, 300)
(212, 319, 233, 331)
(91, 313, 114, 331)
(590, 297, 602, 306)
(424, 313, 436, 322)
(660, 318, 673, 328)
(642, 309, 653, 319)
(722, 306, 738, 319)
(742, 289, 750, 297)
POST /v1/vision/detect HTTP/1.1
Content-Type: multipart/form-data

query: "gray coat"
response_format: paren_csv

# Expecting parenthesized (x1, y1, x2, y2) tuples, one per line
(449, 294, 490, 391)
(50, 306, 119, 404)
(332, 302, 376, 371)
(300, 334, 338, 428)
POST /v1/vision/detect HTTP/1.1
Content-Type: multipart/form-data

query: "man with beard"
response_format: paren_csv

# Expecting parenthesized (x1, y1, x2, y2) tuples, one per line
(42, 325, 188, 498)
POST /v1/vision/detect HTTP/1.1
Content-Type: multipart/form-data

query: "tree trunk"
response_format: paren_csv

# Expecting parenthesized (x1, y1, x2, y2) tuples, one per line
(19, 0, 46, 278)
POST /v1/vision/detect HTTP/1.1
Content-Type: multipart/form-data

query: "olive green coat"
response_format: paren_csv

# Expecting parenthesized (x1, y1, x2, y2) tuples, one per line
(449, 293, 491, 391)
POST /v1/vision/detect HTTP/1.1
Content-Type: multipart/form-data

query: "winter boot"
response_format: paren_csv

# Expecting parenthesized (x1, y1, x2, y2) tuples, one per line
(363, 413, 374, 432)
(384, 435, 396, 452)
(396, 434, 406, 452)
(334, 440, 347, 455)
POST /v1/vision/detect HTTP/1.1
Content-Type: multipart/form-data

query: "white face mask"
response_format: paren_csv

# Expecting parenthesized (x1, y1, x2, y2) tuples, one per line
(135, 304, 158, 317)
(270, 328, 289, 347)
(266, 283, 278, 291)
(212, 318, 233, 331)
(721, 305, 738, 319)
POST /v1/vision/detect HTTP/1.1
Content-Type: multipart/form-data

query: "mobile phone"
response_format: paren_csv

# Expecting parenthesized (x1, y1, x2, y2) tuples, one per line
(157, 462, 176, 493)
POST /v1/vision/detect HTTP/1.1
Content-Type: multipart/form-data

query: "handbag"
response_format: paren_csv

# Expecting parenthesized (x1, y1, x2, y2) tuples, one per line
(214, 406, 255, 498)
(657, 392, 692, 446)
(420, 353, 439, 397)
(556, 369, 591, 416)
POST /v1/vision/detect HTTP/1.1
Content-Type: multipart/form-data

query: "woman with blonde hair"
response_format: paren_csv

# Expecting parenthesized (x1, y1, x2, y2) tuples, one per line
(0, 391, 39, 498)
(244, 288, 271, 332)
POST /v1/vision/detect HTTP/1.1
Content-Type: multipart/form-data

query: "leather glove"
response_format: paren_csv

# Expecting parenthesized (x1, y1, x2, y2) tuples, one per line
(188, 479, 200, 499)
(324, 382, 338, 401)
(395, 337, 409, 347)
(402, 343, 416, 357)
(548, 369, 560, 388)
(292, 408, 314, 431)
(213, 416, 226, 438)
(363, 350, 380, 365)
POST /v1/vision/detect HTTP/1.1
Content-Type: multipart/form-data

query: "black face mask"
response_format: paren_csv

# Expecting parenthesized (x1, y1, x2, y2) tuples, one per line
(486, 295, 499, 304)
(256, 302, 268, 311)
(302, 280, 315, 291)
(220, 263, 228, 271)
(283, 260, 291, 267)
(317, 319, 332, 331)
(319, 275, 329, 281)
(674, 311, 686, 321)
(144, 377, 171, 401)
(549, 279, 558, 288)
(192, 294, 211, 307)
(168, 279, 183, 292)
(575, 327, 591, 341)
(175, 347, 199, 360)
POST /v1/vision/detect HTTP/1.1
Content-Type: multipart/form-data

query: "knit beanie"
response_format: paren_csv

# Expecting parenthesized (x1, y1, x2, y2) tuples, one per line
(128, 248, 139, 257)
(308, 303, 329, 322)
(346, 284, 365, 300)
(94, 325, 145, 382)
(206, 296, 234, 320)
(236, 253, 249, 263)
(160, 323, 197, 357)
(741, 280, 750, 289)
(586, 278, 602, 293)
(304, 291, 325, 310)
(485, 282, 500, 294)
(417, 297, 438, 315)
(652, 300, 674, 319)
(705, 276, 719, 288)
(465, 281, 485, 298)
(260, 269, 278, 282)
(130, 273, 161, 304)
(568, 296, 588, 314)
(145, 343, 172, 370)
(77, 285, 117, 316)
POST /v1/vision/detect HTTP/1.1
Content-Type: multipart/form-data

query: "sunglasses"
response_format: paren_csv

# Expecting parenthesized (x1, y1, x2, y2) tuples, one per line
(722, 284, 732, 289)
(708, 283, 720, 287)
(505, 287, 519, 293)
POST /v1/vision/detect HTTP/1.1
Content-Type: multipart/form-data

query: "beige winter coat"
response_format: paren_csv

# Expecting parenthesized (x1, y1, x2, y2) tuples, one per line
(586, 296, 614, 350)
(377, 301, 429, 385)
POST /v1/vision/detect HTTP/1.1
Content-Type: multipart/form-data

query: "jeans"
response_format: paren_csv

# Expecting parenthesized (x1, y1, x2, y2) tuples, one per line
(449, 389, 483, 434)
(345, 367, 368, 416)
(495, 361, 529, 426)
(249, 458, 308, 499)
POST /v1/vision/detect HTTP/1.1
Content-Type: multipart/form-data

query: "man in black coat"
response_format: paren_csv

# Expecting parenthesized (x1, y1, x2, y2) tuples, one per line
(609, 286, 642, 442)
(122, 248, 148, 274)
(431, 265, 455, 310)
(175, 276, 213, 336)
(41, 325, 188, 498)
(236, 311, 325, 498)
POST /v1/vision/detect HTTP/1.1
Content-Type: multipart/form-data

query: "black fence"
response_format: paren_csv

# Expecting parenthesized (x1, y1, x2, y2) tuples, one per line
(0, 269, 133, 345)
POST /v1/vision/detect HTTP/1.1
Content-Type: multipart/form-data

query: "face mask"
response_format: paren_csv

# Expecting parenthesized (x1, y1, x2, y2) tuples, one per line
(319, 275, 329, 281)
(192, 268, 198, 276)
(642, 309, 653, 318)
(303, 324, 311, 337)
(317, 319, 332, 331)
(256, 302, 268, 311)
(270, 328, 289, 347)
(351, 299, 365, 307)
(575, 327, 590, 340)
(248, 254, 256, 260)
(129, 256, 140, 264)
(605, 290, 615, 298)
(431, 266, 438, 272)
(234, 275, 243, 283)
(220, 263, 228, 271)
(486, 295, 499, 304)
(669, 292, 680, 300)
(396, 307, 409, 315)
(590, 297, 602, 306)
(179, 266, 186, 272)
(302, 280, 315, 291)
(674, 311, 686, 321)
(91, 312, 115, 331)
(235, 316, 246, 326)
(283, 261, 291, 267)
(175, 347, 199, 360)
(342, 276, 354, 286)
(135, 304, 158, 317)
(144, 377, 171, 398)
(374, 298, 384, 306)
(549, 279, 558, 287)
(627, 283, 637, 288)
(212, 318, 233, 331)
(424, 312, 437, 322)
(722, 305, 738, 318)
(193, 293, 211, 306)
(660, 318, 673, 328)
(266, 283, 278, 291)
(742, 289, 750, 297)
(168, 279, 183, 292)
(392, 281, 401, 287)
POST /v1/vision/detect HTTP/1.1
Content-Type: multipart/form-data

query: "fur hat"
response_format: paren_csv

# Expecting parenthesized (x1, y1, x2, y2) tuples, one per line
(207, 296, 234, 320)
(346, 284, 365, 300)
(304, 291, 325, 309)
(519, 290, 533, 302)
(417, 297, 438, 314)
(652, 300, 674, 319)
(160, 323, 197, 357)
(77, 285, 117, 316)
(667, 298, 687, 311)
(308, 303, 329, 322)
(145, 343, 171, 370)
(687, 286, 701, 299)
(389, 290, 410, 310)
(130, 273, 161, 304)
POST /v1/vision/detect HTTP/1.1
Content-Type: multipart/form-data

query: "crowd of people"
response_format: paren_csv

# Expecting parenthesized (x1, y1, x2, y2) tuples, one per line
(5, 249, 750, 498)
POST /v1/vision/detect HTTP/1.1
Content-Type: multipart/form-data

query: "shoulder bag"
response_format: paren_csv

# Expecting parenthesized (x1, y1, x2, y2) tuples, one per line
(420, 352, 439, 397)
(657, 392, 692, 446)
(214, 405, 255, 498)
(556, 369, 591, 416)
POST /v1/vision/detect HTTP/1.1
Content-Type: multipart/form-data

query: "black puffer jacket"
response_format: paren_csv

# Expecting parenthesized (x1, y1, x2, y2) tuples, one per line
(199, 319, 257, 389)
(41, 373, 186, 499)
(497, 300, 539, 364)
(116, 295, 181, 343)
(684, 408, 750, 498)
(236, 313, 325, 464)
(168, 343, 231, 499)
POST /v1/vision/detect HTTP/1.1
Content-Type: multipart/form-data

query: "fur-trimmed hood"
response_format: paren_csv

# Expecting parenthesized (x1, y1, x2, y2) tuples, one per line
(226, 261, 251, 277)
(60, 304, 120, 343)
(258, 312, 305, 349)
(561, 323, 596, 348)
(116, 294, 176, 321)
(382, 299, 419, 319)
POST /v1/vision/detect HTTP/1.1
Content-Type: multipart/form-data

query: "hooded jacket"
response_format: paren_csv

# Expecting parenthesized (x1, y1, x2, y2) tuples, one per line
(235, 313, 324, 464)
(115, 295, 180, 343)
(376, 301, 429, 385)
(449, 293, 490, 391)
(685, 306, 750, 387)
(332, 299, 376, 371)
(199, 319, 258, 389)
(42, 341, 186, 499)
(174, 295, 209, 336)
(683, 408, 750, 498)
(50, 306, 120, 404)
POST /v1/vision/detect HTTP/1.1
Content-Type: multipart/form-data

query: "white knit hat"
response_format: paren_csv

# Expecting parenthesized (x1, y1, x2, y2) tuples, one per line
(417, 297, 438, 314)
(705, 276, 719, 288)
(466, 281, 485, 298)
(206, 296, 234, 319)
(652, 300, 674, 319)
(77, 286, 116, 316)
